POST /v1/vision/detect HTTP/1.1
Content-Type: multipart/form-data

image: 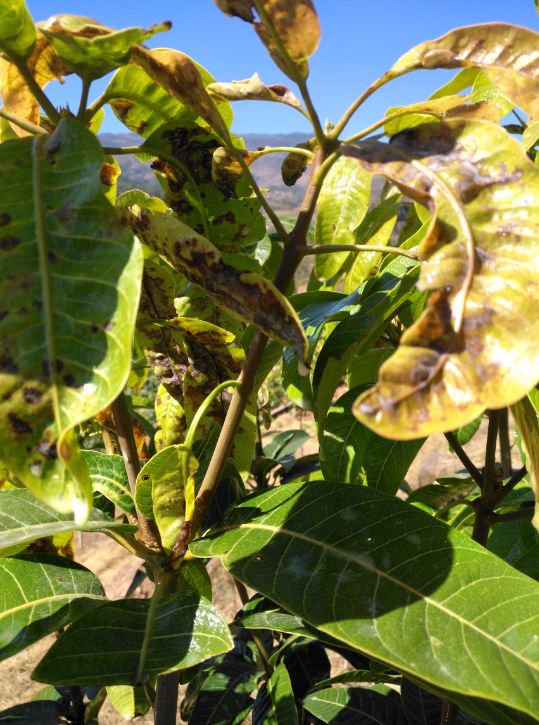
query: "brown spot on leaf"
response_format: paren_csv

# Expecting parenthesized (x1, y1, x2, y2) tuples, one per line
(18, 307, 28, 316)
(37, 438, 58, 460)
(100, 162, 118, 187)
(8, 413, 33, 434)
(47, 251, 58, 263)
(63, 374, 77, 387)
(0, 310, 7, 321)
(23, 387, 43, 404)
(0, 235, 20, 251)
(0, 212, 11, 227)
(113, 100, 135, 121)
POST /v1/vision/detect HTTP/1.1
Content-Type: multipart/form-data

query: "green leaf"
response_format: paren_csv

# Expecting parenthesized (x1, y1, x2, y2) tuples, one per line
(256, 662, 298, 724)
(135, 444, 194, 551)
(0, 700, 70, 723)
(106, 685, 151, 720)
(0, 489, 134, 552)
(470, 70, 514, 118)
(0, 118, 143, 521)
(388, 23, 539, 118)
(321, 387, 424, 493)
(178, 558, 212, 600)
(406, 477, 477, 513)
(105, 57, 233, 138)
(33, 592, 234, 685)
(123, 207, 308, 366)
(40, 15, 170, 80)
(81, 450, 135, 516)
(303, 687, 405, 724)
(313, 256, 419, 428)
(314, 157, 371, 281)
(0, 0, 35, 59)
(155, 384, 185, 450)
(347, 348, 393, 389)
(429, 67, 481, 100)
(344, 120, 539, 439)
(343, 196, 400, 294)
(191, 482, 539, 720)
(523, 119, 539, 153)
(0, 553, 105, 660)
(511, 398, 539, 531)
(488, 517, 539, 580)
(384, 95, 495, 137)
(185, 659, 257, 725)
(454, 415, 483, 447)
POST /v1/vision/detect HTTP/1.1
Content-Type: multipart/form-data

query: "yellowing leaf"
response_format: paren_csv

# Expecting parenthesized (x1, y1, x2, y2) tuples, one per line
(208, 72, 302, 110)
(0, 30, 68, 136)
(39, 14, 170, 80)
(131, 46, 229, 138)
(281, 137, 316, 186)
(343, 120, 539, 439)
(254, 0, 320, 80)
(384, 96, 497, 137)
(123, 207, 308, 365)
(212, 145, 266, 194)
(388, 24, 539, 118)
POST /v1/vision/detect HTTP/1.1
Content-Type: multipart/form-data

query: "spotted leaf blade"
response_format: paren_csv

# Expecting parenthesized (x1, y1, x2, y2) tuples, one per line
(0, 119, 143, 520)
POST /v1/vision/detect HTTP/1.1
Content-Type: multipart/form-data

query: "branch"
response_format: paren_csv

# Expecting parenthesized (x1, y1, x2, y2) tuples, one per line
(16, 62, 61, 123)
(490, 505, 534, 524)
(0, 107, 47, 135)
(444, 431, 483, 488)
(111, 392, 161, 550)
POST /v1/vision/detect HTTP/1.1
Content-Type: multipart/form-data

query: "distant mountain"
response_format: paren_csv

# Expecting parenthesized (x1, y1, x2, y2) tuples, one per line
(100, 131, 311, 216)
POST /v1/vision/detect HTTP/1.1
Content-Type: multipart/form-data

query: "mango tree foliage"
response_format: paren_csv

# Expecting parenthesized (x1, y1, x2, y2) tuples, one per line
(387, 24, 539, 118)
(0, 119, 143, 520)
(0, 0, 35, 59)
(191, 482, 539, 721)
(343, 120, 539, 439)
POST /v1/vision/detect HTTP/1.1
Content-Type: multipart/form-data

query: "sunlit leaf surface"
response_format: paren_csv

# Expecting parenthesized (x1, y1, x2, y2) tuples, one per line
(191, 482, 539, 720)
(0, 119, 143, 519)
(343, 120, 539, 438)
(33, 592, 233, 685)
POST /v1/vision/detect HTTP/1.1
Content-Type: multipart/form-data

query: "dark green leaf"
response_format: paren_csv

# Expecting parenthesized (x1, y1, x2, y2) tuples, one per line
(400, 678, 442, 725)
(254, 662, 298, 725)
(0, 700, 69, 724)
(303, 686, 406, 724)
(186, 659, 257, 725)
(33, 592, 233, 685)
(0, 554, 105, 661)
(81, 451, 135, 516)
(0, 489, 134, 552)
(321, 387, 424, 493)
(191, 482, 539, 720)
(0, 119, 143, 521)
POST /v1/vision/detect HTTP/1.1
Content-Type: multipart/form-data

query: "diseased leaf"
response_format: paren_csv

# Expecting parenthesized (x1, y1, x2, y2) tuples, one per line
(135, 444, 195, 551)
(105, 57, 233, 138)
(343, 120, 539, 439)
(39, 15, 170, 80)
(388, 24, 539, 117)
(0, 119, 143, 521)
(303, 687, 406, 724)
(321, 387, 424, 494)
(0, 553, 105, 660)
(214, 0, 255, 22)
(384, 96, 497, 137)
(281, 138, 316, 186)
(253, 0, 320, 81)
(511, 398, 539, 531)
(191, 482, 539, 721)
(123, 207, 308, 365)
(212, 145, 266, 194)
(131, 46, 229, 138)
(0, 0, 35, 59)
(208, 72, 302, 110)
(0, 29, 68, 136)
(155, 384, 185, 450)
(470, 70, 514, 119)
(33, 593, 234, 685)
(143, 120, 265, 250)
(81, 450, 135, 516)
(0, 489, 134, 552)
(314, 157, 371, 281)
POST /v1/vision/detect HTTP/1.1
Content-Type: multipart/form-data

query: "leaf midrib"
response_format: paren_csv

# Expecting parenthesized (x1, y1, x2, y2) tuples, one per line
(0, 592, 105, 619)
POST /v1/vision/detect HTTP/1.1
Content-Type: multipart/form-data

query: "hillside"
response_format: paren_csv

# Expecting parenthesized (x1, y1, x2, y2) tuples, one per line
(100, 131, 311, 216)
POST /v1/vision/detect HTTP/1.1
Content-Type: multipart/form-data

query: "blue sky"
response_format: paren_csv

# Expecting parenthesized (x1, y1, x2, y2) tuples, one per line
(26, 0, 538, 137)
